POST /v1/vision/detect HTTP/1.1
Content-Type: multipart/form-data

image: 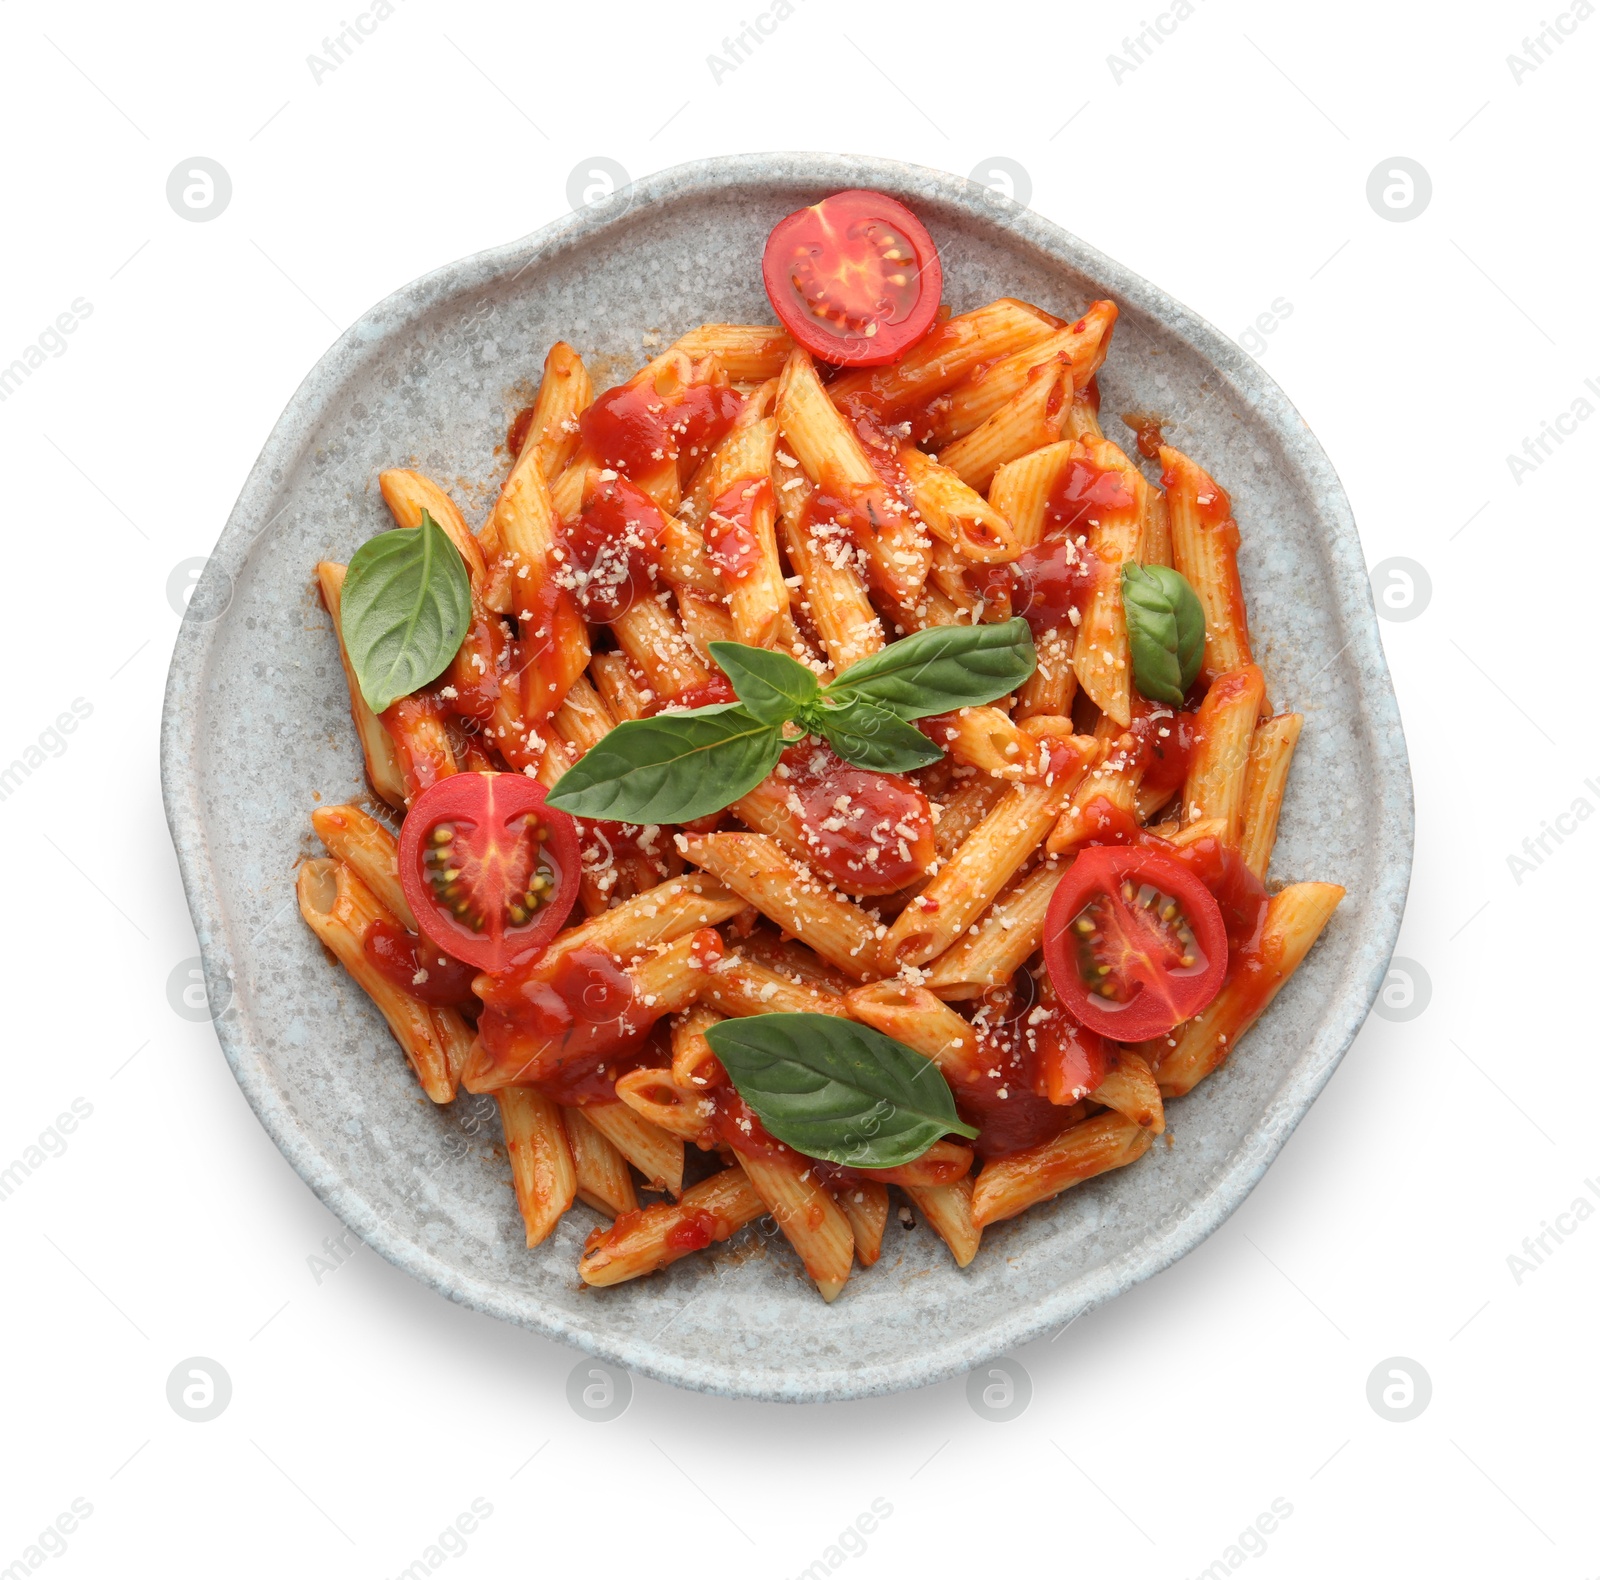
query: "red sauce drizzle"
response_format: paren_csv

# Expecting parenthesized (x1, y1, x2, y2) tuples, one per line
(558, 475, 665, 622)
(578, 376, 742, 478)
(704, 477, 771, 581)
(362, 919, 479, 1008)
(507, 403, 538, 459)
(475, 943, 654, 1085)
(776, 741, 934, 894)
(665, 1209, 720, 1252)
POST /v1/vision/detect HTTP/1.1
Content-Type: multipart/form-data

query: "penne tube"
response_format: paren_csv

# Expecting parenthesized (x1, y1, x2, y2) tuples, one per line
(924, 303, 1118, 444)
(614, 1066, 717, 1146)
(936, 355, 1073, 493)
(1239, 712, 1304, 880)
(549, 451, 594, 522)
(381, 693, 459, 801)
(660, 516, 722, 596)
(919, 706, 1040, 781)
(831, 1179, 889, 1266)
(776, 348, 931, 603)
(898, 447, 1020, 563)
(676, 588, 738, 657)
(378, 468, 488, 587)
(922, 862, 1064, 998)
(670, 1003, 725, 1088)
(1069, 438, 1149, 729)
(826, 298, 1062, 420)
(518, 341, 592, 481)
(563, 1105, 638, 1218)
(1141, 482, 1173, 569)
(1160, 445, 1252, 679)
(1014, 626, 1076, 721)
(589, 651, 651, 721)
(842, 982, 991, 1085)
(702, 420, 788, 647)
(972, 1113, 1152, 1226)
(1149, 882, 1345, 1097)
(735, 929, 851, 995)
(582, 1100, 686, 1197)
(928, 539, 983, 621)
(611, 597, 715, 704)
(550, 673, 615, 757)
(671, 323, 794, 382)
(878, 733, 1094, 970)
(315, 563, 407, 807)
(578, 1166, 765, 1287)
(702, 953, 853, 1020)
(903, 1177, 983, 1268)
(1088, 1050, 1165, 1133)
(683, 833, 883, 980)
(733, 1147, 855, 1301)
(296, 858, 461, 1103)
(543, 873, 746, 971)
(1061, 387, 1104, 442)
(1182, 665, 1267, 841)
(987, 439, 1079, 550)
(310, 803, 413, 928)
(856, 1140, 974, 1189)
(932, 776, 1009, 858)
(498, 1088, 576, 1247)
(779, 515, 885, 673)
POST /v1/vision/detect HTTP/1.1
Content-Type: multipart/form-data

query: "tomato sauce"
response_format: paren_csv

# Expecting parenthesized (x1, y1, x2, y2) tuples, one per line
(507, 403, 538, 459)
(1125, 699, 1198, 801)
(475, 943, 658, 1084)
(704, 477, 771, 581)
(557, 475, 667, 623)
(362, 918, 479, 1008)
(1012, 534, 1099, 636)
(775, 741, 934, 893)
(665, 1209, 720, 1252)
(578, 376, 742, 478)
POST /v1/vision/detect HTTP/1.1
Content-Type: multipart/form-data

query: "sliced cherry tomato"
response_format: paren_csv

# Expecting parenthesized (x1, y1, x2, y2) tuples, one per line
(762, 190, 943, 366)
(398, 774, 579, 974)
(1043, 844, 1227, 1040)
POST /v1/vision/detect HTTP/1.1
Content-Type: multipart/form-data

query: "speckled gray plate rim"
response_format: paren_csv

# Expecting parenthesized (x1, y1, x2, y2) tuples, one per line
(160, 152, 1413, 1402)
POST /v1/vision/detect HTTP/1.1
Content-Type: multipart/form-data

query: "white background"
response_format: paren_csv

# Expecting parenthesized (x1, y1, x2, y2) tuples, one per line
(2, 0, 1593, 1574)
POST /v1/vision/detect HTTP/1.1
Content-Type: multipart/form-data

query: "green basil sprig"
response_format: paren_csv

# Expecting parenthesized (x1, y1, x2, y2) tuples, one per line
(546, 619, 1036, 822)
(339, 509, 473, 713)
(704, 1012, 978, 1168)
(1121, 562, 1205, 707)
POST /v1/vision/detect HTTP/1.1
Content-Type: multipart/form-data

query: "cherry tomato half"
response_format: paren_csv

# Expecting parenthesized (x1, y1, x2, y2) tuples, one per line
(398, 773, 579, 974)
(762, 190, 943, 366)
(1043, 844, 1227, 1041)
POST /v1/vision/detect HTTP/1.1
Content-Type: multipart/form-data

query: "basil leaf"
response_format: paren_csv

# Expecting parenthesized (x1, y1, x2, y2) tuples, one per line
(810, 698, 944, 774)
(339, 509, 473, 713)
(704, 1013, 979, 1168)
(708, 641, 819, 725)
(823, 617, 1036, 719)
(1121, 563, 1206, 707)
(545, 704, 784, 823)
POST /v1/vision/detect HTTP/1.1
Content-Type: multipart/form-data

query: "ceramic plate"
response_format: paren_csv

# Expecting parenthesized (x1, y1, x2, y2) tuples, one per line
(161, 153, 1412, 1401)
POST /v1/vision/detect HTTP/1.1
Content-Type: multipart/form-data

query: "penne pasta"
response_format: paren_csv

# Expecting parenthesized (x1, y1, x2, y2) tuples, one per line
(310, 803, 413, 927)
(683, 833, 883, 980)
(1149, 882, 1345, 1097)
(315, 563, 408, 807)
(1181, 664, 1267, 841)
(937, 355, 1073, 493)
(922, 862, 1065, 999)
(295, 858, 462, 1103)
(581, 1101, 686, 1197)
(1239, 712, 1304, 880)
(578, 1165, 765, 1286)
(733, 1147, 855, 1301)
(378, 468, 488, 587)
(1088, 1049, 1165, 1133)
(972, 1113, 1153, 1226)
(1160, 444, 1253, 679)
(563, 1105, 639, 1218)
(517, 341, 593, 481)
(903, 1177, 983, 1268)
(898, 446, 1020, 562)
(1069, 438, 1149, 729)
(832, 1179, 889, 1266)
(498, 1088, 576, 1246)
